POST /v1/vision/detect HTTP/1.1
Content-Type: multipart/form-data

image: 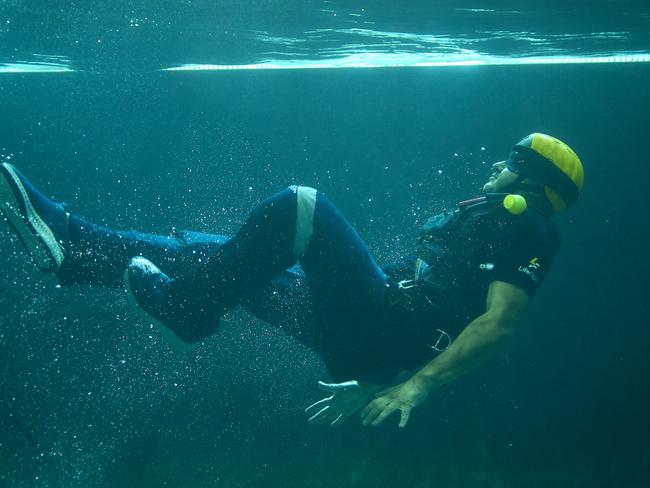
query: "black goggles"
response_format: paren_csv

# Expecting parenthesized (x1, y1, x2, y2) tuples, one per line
(505, 145, 579, 207)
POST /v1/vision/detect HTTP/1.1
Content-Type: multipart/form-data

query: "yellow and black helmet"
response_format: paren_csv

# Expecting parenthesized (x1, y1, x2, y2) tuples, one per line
(506, 133, 584, 212)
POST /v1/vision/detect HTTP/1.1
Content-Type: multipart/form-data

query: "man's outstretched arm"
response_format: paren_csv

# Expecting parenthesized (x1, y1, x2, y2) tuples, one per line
(360, 280, 529, 427)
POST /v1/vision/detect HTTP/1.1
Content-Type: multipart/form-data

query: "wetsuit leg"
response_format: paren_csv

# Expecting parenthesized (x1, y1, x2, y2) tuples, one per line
(60, 188, 396, 381)
(167, 186, 391, 380)
(59, 212, 317, 339)
(58, 215, 228, 288)
(299, 192, 392, 381)
(167, 187, 302, 319)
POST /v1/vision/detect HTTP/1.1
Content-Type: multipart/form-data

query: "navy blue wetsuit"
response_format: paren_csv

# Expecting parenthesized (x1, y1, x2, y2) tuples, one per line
(57, 187, 560, 383)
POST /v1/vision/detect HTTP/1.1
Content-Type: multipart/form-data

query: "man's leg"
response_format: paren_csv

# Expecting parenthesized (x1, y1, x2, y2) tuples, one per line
(126, 186, 397, 381)
(125, 186, 305, 345)
(1, 164, 342, 356)
(0, 163, 322, 350)
(60, 219, 229, 288)
(297, 193, 399, 382)
(0, 162, 229, 288)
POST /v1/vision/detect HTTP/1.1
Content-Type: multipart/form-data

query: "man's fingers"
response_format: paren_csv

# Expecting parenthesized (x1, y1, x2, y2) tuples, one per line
(398, 407, 411, 428)
(361, 400, 384, 426)
(330, 414, 345, 427)
(361, 397, 387, 417)
(310, 384, 414, 428)
(305, 396, 332, 415)
(360, 401, 375, 421)
(362, 400, 408, 427)
(310, 408, 342, 426)
(371, 403, 398, 427)
(307, 405, 330, 424)
(312, 412, 339, 425)
(308, 406, 345, 426)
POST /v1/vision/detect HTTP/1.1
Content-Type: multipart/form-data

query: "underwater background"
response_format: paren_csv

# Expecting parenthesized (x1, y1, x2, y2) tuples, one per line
(1, 1, 649, 486)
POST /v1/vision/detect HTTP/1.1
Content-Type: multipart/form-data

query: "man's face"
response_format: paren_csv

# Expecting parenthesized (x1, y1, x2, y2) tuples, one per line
(482, 161, 519, 193)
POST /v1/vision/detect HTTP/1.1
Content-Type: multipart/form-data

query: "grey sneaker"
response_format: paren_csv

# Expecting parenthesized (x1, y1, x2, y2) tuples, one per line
(124, 256, 219, 350)
(0, 163, 69, 272)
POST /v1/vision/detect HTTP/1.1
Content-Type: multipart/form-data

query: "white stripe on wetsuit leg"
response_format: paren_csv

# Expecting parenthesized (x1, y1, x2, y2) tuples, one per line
(292, 186, 317, 257)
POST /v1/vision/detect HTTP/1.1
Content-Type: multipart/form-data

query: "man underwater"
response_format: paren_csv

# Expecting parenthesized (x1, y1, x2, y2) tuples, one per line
(0, 132, 584, 428)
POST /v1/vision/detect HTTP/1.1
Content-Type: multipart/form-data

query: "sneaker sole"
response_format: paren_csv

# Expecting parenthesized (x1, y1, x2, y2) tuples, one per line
(123, 264, 198, 352)
(0, 163, 64, 272)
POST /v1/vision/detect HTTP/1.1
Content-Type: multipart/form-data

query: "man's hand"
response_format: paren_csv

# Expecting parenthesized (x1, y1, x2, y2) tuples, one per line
(360, 379, 430, 428)
(305, 380, 377, 426)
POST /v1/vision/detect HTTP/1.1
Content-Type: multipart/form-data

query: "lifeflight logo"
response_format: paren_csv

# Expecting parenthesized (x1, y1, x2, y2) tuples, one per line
(518, 257, 541, 283)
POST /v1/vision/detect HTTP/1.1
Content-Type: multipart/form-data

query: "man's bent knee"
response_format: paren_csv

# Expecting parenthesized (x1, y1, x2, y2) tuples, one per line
(289, 185, 317, 257)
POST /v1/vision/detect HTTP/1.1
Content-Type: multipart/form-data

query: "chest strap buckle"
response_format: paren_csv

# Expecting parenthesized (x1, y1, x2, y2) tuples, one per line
(397, 279, 417, 290)
(429, 328, 452, 352)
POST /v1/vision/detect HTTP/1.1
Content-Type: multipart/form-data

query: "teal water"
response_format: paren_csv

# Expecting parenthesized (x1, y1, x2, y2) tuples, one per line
(2, 1, 650, 72)
(1, 2, 649, 487)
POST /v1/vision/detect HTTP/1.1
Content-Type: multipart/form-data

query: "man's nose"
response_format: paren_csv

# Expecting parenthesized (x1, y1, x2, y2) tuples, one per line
(493, 161, 506, 170)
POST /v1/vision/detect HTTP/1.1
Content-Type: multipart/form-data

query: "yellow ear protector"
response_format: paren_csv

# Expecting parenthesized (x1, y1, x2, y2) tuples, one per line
(503, 194, 527, 215)
(459, 193, 527, 215)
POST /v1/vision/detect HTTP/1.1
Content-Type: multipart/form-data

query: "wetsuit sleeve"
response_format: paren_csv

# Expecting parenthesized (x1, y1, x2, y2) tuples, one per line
(489, 215, 560, 297)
